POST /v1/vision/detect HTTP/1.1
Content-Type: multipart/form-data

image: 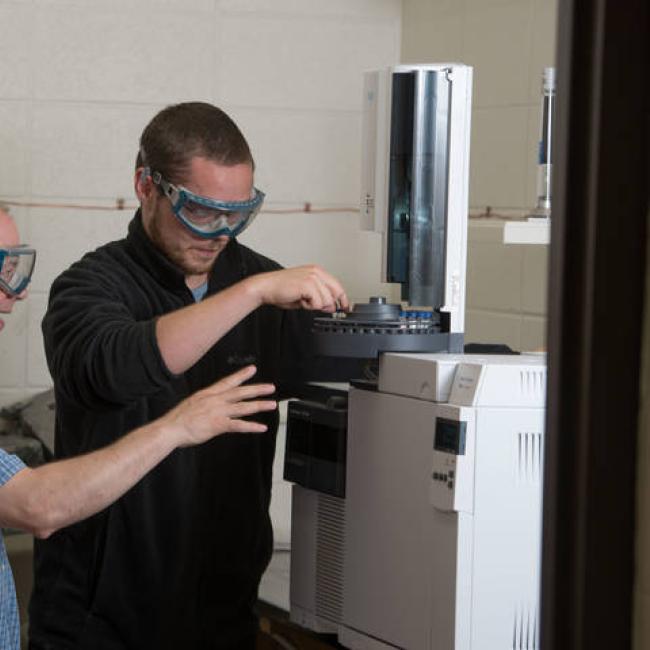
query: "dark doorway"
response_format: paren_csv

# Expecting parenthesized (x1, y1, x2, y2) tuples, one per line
(541, 0, 650, 648)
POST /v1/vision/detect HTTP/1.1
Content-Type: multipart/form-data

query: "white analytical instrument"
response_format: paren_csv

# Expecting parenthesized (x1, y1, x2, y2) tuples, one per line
(285, 61, 547, 650)
(289, 354, 546, 650)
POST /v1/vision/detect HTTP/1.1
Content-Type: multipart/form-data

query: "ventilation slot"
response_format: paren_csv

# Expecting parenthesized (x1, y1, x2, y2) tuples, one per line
(516, 432, 543, 483)
(315, 494, 345, 624)
(519, 370, 546, 399)
(512, 604, 539, 649)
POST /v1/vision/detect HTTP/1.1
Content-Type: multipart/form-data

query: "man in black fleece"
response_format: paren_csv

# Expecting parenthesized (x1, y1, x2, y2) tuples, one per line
(28, 102, 349, 650)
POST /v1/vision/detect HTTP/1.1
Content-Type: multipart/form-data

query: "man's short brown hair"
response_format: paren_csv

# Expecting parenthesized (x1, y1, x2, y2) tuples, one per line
(136, 102, 254, 184)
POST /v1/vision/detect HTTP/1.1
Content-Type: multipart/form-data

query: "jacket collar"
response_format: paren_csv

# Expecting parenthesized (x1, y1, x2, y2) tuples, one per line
(125, 210, 243, 294)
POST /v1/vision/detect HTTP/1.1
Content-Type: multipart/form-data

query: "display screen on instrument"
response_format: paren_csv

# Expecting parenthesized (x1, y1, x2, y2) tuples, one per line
(434, 417, 467, 455)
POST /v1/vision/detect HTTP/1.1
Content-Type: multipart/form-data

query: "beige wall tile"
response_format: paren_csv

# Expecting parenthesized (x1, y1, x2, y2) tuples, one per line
(0, 4, 32, 99)
(35, 0, 215, 10)
(468, 219, 505, 243)
(27, 207, 132, 293)
(0, 103, 30, 196)
(521, 243, 548, 314)
(219, 0, 401, 20)
(465, 308, 522, 349)
(219, 15, 400, 111)
(521, 315, 546, 352)
(465, 219, 547, 348)
(528, 0, 558, 102)
(525, 103, 542, 210)
(466, 238, 523, 312)
(401, 2, 464, 63)
(462, 1, 533, 107)
(470, 106, 529, 209)
(464, 0, 527, 8)
(33, 7, 217, 103)
(31, 103, 157, 199)
(403, 0, 464, 15)
(231, 108, 362, 206)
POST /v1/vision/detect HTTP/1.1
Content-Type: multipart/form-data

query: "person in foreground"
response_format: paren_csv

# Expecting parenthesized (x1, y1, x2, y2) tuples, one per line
(0, 207, 276, 650)
(28, 102, 350, 649)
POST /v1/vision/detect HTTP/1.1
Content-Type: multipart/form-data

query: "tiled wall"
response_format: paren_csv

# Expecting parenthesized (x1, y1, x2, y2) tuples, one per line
(402, 0, 557, 351)
(465, 221, 548, 351)
(0, 0, 402, 409)
(0, 0, 402, 552)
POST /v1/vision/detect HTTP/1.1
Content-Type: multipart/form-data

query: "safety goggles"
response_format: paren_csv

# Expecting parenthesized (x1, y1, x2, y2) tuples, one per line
(0, 245, 36, 296)
(148, 169, 265, 239)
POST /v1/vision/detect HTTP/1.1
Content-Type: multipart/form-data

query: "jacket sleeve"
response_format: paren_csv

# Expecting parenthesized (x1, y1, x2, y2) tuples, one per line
(42, 259, 176, 410)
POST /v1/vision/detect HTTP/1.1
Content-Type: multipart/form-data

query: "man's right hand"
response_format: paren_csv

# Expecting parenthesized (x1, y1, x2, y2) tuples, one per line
(163, 365, 276, 447)
(245, 265, 350, 313)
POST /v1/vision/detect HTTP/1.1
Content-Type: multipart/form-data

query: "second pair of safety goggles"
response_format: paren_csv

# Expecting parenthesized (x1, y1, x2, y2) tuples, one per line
(0, 245, 36, 296)
(148, 169, 265, 239)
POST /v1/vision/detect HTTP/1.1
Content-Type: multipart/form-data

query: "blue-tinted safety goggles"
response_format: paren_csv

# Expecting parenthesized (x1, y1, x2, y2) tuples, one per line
(147, 169, 265, 239)
(0, 245, 36, 296)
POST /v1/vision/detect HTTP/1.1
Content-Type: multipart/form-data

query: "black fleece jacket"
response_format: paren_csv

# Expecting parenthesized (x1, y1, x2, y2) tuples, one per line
(28, 212, 317, 650)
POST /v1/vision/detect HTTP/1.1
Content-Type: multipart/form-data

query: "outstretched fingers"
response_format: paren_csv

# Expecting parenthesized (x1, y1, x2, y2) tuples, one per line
(227, 419, 269, 433)
(227, 399, 277, 419)
(218, 383, 276, 404)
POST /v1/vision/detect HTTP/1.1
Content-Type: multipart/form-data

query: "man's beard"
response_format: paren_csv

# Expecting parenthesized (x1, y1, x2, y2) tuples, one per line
(148, 211, 219, 276)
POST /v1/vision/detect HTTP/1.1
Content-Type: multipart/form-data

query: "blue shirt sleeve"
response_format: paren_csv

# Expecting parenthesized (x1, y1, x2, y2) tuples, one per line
(0, 449, 26, 487)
